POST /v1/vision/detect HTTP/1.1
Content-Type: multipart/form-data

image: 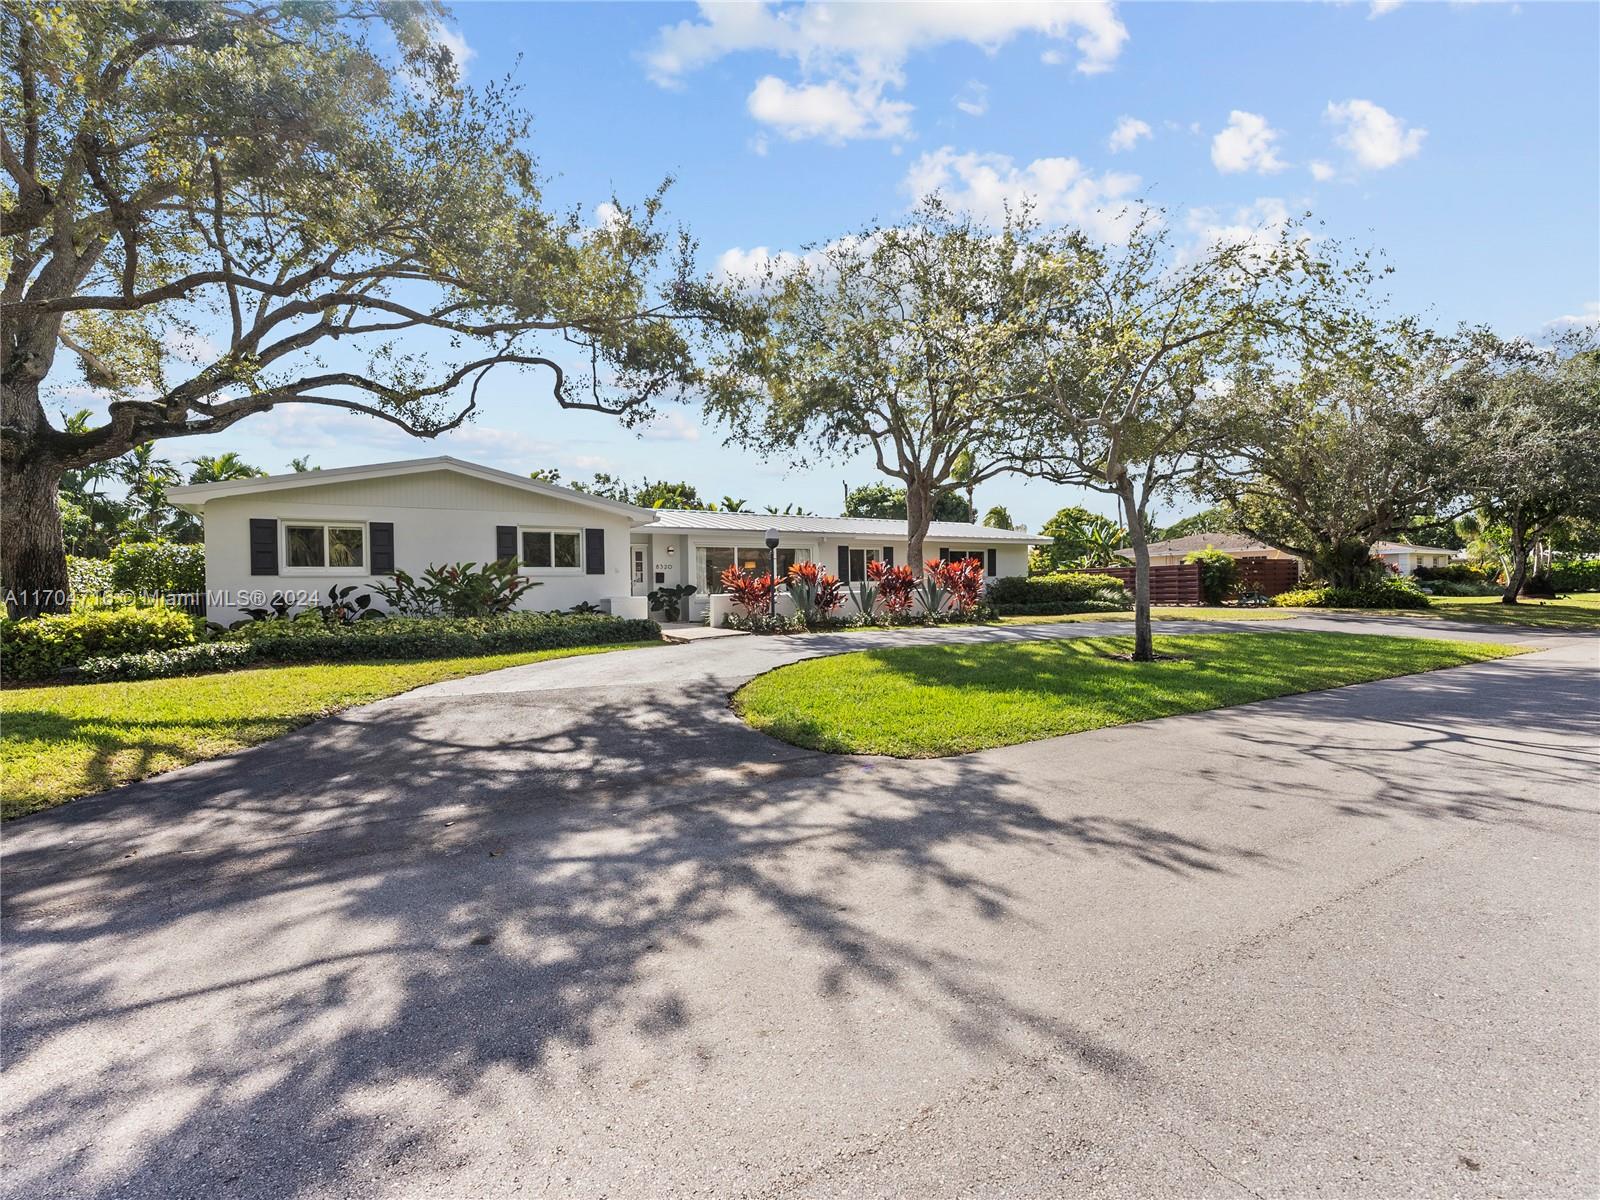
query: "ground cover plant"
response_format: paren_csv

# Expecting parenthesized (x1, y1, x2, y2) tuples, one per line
(2, 642, 664, 819)
(733, 632, 1521, 757)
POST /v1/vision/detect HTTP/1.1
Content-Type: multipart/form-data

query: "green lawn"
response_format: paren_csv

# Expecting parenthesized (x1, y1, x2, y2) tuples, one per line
(999, 605, 1295, 626)
(2, 642, 661, 819)
(734, 632, 1522, 758)
(1331, 592, 1600, 631)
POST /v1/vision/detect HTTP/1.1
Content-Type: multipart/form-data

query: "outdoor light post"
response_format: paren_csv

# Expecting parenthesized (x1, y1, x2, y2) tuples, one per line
(765, 527, 780, 617)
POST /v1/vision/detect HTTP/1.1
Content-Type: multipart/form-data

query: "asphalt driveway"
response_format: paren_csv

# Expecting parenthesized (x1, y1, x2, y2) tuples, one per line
(2, 617, 1596, 1198)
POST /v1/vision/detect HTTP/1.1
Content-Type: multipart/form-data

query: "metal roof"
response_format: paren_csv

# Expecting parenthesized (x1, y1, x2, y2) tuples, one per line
(641, 508, 1043, 543)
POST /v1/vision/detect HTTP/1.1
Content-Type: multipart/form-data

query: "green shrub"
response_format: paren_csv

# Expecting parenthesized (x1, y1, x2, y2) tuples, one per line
(1413, 563, 1494, 586)
(1422, 579, 1501, 597)
(108, 541, 205, 597)
(1, 605, 203, 681)
(66, 556, 115, 599)
(236, 611, 660, 662)
(78, 642, 255, 682)
(988, 573, 1131, 609)
(1551, 557, 1600, 592)
(1273, 578, 1432, 610)
(1183, 547, 1240, 604)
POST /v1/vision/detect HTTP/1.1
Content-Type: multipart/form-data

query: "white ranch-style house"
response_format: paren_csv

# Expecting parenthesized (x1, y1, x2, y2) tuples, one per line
(170, 456, 1043, 625)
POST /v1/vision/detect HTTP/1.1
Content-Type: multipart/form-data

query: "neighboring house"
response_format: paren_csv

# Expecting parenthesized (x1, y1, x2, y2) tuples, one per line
(1115, 533, 1295, 568)
(1368, 541, 1458, 575)
(170, 456, 1043, 624)
(1116, 533, 1457, 577)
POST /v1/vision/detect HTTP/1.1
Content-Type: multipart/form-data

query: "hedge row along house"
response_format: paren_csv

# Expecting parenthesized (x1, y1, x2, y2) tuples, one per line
(170, 457, 1044, 625)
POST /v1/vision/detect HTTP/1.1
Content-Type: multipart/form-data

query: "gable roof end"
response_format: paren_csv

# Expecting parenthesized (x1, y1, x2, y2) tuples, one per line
(166, 455, 653, 520)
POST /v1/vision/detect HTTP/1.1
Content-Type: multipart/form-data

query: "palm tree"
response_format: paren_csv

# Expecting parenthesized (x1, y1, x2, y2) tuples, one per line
(115, 445, 182, 538)
(1081, 520, 1127, 567)
(720, 496, 750, 512)
(188, 451, 265, 484)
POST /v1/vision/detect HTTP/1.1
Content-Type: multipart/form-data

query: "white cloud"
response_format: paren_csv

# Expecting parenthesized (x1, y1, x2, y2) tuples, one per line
(429, 21, 475, 74)
(954, 80, 989, 117)
(644, 1, 1128, 142)
(714, 245, 803, 282)
(1184, 197, 1298, 261)
(1210, 110, 1287, 175)
(903, 146, 1145, 242)
(1547, 300, 1600, 331)
(1325, 99, 1425, 170)
(1308, 159, 1337, 182)
(638, 411, 703, 443)
(747, 75, 912, 142)
(1107, 115, 1152, 153)
(1368, 0, 1403, 17)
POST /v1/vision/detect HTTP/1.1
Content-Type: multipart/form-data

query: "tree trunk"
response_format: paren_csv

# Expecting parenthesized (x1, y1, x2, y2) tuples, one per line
(2, 451, 72, 617)
(906, 481, 933, 578)
(1500, 516, 1529, 605)
(1117, 479, 1154, 662)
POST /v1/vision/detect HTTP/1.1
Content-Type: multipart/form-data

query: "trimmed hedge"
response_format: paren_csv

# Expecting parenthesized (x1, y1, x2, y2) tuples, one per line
(235, 611, 662, 662)
(79, 642, 256, 682)
(108, 541, 206, 597)
(990, 573, 1131, 608)
(1, 606, 203, 681)
(1274, 578, 1431, 610)
(1551, 557, 1600, 592)
(66, 555, 115, 598)
(1184, 548, 1239, 605)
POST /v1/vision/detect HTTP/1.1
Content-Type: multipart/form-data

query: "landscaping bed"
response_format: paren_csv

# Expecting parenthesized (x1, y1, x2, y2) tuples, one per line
(733, 632, 1523, 757)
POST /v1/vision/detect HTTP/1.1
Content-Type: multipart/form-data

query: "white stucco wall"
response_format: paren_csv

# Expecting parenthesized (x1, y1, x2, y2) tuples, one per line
(200, 469, 637, 624)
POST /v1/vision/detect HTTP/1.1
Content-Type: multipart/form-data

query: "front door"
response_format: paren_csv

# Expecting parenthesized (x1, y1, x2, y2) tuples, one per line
(630, 544, 648, 596)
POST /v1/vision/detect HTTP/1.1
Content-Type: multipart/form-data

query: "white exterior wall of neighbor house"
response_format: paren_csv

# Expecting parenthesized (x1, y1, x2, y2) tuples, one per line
(1370, 544, 1456, 575)
(192, 468, 639, 625)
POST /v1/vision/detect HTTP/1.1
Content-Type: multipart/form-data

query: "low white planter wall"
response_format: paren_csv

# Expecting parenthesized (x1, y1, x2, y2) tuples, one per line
(604, 595, 649, 620)
(710, 591, 797, 627)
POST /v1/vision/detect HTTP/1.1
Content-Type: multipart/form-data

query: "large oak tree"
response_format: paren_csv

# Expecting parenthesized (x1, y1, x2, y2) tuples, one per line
(704, 201, 1054, 573)
(2, 2, 710, 614)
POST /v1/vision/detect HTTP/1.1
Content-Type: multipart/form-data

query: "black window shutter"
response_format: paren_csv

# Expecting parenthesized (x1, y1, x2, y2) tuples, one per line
(584, 528, 605, 575)
(249, 519, 278, 576)
(496, 525, 517, 562)
(882, 546, 894, 567)
(837, 544, 850, 581)
(986, 548, 997, 576)
(370, 523, 395, 574)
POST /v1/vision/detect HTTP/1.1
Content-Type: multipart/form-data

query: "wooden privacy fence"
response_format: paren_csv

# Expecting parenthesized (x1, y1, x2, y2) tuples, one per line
(1077, 557, 1302, 604)
(1078, 564, 1202, 605)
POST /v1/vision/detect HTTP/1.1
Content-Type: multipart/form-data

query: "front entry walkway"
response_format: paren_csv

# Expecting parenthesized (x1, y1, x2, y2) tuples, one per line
(658, 621, 750, 643)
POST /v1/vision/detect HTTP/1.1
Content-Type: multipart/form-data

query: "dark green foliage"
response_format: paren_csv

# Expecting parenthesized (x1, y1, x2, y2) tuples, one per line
(987, 574, 1131, 610)
(843, 483, 973, 522)
(107, 541, 205, 597)
(1551, 557, 1600, 591)
(235, 612, 661, 663)
(647, 584, 697, 621)
(372, 561, 538, 617)
(1, 606, 204, 680)
(78, 642, 255, 682)
(1273, 578, 1431, 609)
(66, 556, 115, 599)
(1413, 563, 1495, 585)
(1184, 548, 1240, 604)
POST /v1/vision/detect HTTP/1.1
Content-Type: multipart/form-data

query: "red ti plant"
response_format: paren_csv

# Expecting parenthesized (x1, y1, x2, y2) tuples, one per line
(720, 565, 776, 614)
(873, 561, 917, 617)
(939, 556, 987, 615)
(814, 571, 846, 616)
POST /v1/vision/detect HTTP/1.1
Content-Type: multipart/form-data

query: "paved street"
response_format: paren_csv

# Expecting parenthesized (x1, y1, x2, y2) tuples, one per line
(2, 618, 1596, 1199)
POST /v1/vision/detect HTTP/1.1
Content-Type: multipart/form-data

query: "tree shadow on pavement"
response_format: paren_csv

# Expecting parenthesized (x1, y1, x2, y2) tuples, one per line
(0, 669, 1274, 1200)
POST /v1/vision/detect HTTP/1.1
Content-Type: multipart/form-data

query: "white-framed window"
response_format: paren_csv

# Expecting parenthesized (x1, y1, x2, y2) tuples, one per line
(695, 544, 814, 593)
(284, 522, 366, 571)
(521, 528, 582, 572)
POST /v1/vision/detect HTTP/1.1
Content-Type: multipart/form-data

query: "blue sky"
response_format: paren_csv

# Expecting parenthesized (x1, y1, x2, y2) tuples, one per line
(135, 1, 1599, 528)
